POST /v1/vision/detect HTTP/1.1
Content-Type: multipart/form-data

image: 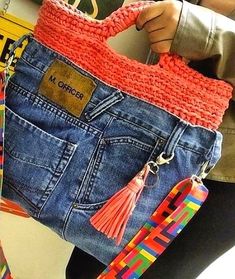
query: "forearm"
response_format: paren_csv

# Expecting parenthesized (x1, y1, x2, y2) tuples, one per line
(200, 0, 235, 17)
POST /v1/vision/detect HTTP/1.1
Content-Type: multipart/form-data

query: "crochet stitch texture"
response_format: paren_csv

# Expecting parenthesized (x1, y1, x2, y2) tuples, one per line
(34, 0, 233, 129)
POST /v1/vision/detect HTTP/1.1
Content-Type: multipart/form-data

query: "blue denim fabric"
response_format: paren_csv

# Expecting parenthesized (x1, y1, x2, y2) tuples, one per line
(2, 37, 222, 264)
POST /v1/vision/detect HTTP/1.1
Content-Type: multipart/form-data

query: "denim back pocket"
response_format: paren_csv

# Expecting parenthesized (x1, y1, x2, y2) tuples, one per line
(3, 107, 77, 214)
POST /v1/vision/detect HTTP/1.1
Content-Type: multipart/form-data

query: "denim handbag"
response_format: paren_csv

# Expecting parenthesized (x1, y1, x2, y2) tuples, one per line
(1, 0, 233, 277)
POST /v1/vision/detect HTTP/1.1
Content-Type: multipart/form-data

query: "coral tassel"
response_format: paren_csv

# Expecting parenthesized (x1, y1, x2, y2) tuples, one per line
(90, 164, 150, 245)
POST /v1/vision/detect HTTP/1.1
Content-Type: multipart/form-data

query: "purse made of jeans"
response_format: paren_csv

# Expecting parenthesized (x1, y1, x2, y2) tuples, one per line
(0, 50, 216, 279)
(1, 0, 233, 278)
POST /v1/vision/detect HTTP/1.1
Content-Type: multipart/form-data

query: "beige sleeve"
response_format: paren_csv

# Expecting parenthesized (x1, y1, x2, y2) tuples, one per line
(170, 0, 235, 89)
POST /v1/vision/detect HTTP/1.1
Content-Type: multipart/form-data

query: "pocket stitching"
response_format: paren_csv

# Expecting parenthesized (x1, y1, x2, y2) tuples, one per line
(6, 106, 76, 148)
(4, 147, 53, 171)
(102, 136, 153, 153)
(72, 199, 108, 211)
(3, 177, 39, 212)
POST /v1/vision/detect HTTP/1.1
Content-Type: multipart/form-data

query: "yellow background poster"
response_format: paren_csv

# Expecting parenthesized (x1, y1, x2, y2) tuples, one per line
(0, 13, 34, 73)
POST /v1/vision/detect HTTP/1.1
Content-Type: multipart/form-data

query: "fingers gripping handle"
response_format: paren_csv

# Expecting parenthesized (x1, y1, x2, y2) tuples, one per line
(102, 1, 155, 39)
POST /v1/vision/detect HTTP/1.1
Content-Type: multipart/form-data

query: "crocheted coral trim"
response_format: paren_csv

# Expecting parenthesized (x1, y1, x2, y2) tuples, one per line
(34, 0, 233, 130)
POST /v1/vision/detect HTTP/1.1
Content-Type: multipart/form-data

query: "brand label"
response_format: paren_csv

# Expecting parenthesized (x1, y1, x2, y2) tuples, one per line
(39, 59, 97, 118)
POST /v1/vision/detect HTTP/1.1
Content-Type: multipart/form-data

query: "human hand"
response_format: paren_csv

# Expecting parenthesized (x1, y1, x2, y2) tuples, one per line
(136, 0, 182, 53)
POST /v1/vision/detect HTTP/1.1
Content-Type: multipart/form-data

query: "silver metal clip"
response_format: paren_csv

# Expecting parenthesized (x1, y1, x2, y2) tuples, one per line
(156, 152, 174, 165)
(147, 152, 174, 174)
(147, 161, 160, 174)
(190, 175, 203, 185)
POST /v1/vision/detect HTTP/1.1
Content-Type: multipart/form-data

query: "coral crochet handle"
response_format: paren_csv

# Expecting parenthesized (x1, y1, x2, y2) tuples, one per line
(50, 0, 156, 40)
(94, 1, 156, 40)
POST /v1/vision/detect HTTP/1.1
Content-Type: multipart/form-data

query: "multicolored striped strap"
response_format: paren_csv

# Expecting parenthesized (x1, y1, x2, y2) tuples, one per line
(98, 176, 208, 278)
(0, 242, 13, 279)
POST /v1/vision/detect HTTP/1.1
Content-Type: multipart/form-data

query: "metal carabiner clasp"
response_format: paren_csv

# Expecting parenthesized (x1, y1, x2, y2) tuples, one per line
(156, 152, 174, 165)
(147, 152, 174, 174)
(190, 175, 203, 185)
(5, 54, 14, 69)
(147, 161, 160, 174)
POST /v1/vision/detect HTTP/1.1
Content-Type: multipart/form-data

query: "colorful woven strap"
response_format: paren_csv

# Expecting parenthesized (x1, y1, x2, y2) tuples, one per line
(98, 177, 208, 278)
(34, 0, 233, 129)
(0, 242, 12, 279)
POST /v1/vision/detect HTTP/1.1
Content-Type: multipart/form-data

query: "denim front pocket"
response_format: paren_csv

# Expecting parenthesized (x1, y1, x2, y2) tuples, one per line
(3, 107, 77, 214)
(78, 116, 162, 208)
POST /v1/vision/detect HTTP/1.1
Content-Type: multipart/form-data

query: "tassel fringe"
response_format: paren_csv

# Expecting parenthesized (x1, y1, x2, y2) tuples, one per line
(90, 164, 150, 245)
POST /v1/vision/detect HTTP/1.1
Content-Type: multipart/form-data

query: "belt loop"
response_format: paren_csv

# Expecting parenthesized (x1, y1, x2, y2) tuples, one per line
(148, 119, 188, 173)
(84, 89, 124, 122)
(198, 130, 222, 179)
(160, 119, 188, 159)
